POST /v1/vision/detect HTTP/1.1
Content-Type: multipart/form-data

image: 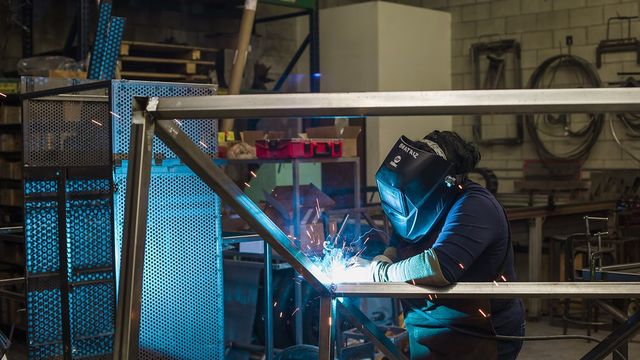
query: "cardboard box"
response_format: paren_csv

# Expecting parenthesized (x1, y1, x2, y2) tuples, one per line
(306, 126, 361, 157)
(240, 130, 286, 147)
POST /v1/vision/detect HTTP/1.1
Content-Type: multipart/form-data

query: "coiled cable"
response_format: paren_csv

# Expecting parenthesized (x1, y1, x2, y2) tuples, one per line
(525, 55, 604, 162)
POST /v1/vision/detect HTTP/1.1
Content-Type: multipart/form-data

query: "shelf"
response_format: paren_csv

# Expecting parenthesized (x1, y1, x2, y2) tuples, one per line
(214, 156, 360, 165)
(120, 71, 210, 82)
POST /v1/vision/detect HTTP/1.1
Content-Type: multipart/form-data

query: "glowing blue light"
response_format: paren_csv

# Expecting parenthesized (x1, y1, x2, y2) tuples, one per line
(312, 73, 322, 78)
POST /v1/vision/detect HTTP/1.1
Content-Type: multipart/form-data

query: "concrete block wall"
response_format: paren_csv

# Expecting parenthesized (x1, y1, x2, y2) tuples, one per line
(321, 0, 640, 193)
(430, 0, 640, 193)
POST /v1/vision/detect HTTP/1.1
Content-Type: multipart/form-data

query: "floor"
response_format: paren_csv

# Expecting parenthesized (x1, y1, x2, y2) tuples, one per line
(5, 318, 639, 359)
(518, 318, 640, 360)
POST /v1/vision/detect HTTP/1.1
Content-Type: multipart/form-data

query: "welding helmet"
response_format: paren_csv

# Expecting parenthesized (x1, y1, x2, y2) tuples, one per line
(375, 136, 461, 243)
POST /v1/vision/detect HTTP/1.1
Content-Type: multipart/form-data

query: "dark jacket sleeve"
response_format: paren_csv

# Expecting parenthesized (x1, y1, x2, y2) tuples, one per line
(430, 192, 502, 283)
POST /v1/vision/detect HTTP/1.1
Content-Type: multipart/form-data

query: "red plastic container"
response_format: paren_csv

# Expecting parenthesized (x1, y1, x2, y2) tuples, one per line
(255, 139, 313, 159)
(311, 139, 343, 158)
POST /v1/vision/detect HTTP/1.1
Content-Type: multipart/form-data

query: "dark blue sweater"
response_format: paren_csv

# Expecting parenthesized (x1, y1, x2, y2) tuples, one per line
(397, 180, 525, 358)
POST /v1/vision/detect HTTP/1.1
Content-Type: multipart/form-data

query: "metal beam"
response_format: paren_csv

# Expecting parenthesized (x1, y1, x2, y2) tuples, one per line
(149, 88, 640, 120)
(334, 282, 640, 298)
(580, 310, 640, 360)
(318, 297, 336, 360)
(153, 117, 330, 294)
(0, 277, 25, 287)
(113, 99, 155, 360)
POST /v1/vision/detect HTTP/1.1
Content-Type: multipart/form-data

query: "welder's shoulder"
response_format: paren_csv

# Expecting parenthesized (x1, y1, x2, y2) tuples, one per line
(456, 181, 504, 215)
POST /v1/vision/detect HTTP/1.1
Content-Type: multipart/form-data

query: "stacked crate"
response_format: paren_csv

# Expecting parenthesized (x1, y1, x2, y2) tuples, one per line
(118, 41, 218, 83)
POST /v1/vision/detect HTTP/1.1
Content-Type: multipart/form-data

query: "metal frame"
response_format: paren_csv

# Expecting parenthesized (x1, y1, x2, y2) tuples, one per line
(116, 88, 640, 360)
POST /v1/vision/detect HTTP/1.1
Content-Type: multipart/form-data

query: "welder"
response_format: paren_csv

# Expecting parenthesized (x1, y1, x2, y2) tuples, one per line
(349, 131, 525, 360)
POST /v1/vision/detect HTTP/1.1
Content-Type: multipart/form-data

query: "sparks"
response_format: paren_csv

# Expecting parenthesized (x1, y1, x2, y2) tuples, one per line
(459, 263, 465, 270)
(493, 280, 499, 287)
(0, 92, 6, 98)
(411, 279, 416, 286)
(478, 309, 488, 318)
(458, 184, 463, 190)
(250, 170, 257, 178)
(174, 119, 182, 126)
(279, 312, 283, 318)
(291, 307, 300, 316)
(199, 140, 208, 148)
(91, 119, 103, 126)
(363, 236, 370, 245)
(328, 316, 332, 326)
(273, 301, 278, 307)
(501, 275, 507, 282)
(306, 230, 312, 238)
(243, 182, 251, 188)
(428, 294, 433, 300)
(109, 111, 122, 119)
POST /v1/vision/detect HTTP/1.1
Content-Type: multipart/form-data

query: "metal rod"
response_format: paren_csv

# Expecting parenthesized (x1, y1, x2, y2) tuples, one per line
(334, 282, 640, 298)
(20, 81, 111, 100)
(273, 34, 311, 92)
(264, 242, 273, 360)
(255, 10, 309, 23)
(309, 2, 320, 93)
(336, 298, 407, 360)
(318, 297, 336, 360)
(595, 300, 628, 324)
(149, 88, 640, 120)
(57, 169, 72, 360)
(580, 310, 640, 360)
(0, 289, 25, 302)
(292, 160, 303, 344)
(528, 216, 543, 317)
(0, 277, 25, 287)
(153, 117, 330, 293)
(113, 98, 156, 360)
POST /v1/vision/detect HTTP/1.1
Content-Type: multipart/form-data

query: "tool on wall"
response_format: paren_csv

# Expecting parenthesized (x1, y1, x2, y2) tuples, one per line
(596, 16, 640, 68)
(470, 39, 523, 145)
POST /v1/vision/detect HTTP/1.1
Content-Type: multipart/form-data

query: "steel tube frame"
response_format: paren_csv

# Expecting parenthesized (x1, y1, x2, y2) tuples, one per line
(334, 282, 640, 298)
(148, 88, 640, 120)
(117, 89, 640, 360)
(113, 99, 155, 360)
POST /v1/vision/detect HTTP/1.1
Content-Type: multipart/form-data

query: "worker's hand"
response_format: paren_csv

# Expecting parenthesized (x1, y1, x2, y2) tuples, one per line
(372, 246, 397, 264)
(333, 257, 372, 283)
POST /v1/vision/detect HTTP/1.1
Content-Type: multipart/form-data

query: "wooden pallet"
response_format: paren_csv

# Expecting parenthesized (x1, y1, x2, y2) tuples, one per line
(118, 41, 218, 83)
(120, 40, 218, 60)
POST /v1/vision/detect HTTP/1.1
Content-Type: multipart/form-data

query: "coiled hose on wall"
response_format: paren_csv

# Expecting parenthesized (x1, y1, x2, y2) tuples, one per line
(525, 54, 604, 162)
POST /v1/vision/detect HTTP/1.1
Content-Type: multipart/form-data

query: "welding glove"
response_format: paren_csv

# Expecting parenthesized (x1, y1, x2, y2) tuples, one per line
(372, 246, 398, 264)
(370, 248, 450, 286)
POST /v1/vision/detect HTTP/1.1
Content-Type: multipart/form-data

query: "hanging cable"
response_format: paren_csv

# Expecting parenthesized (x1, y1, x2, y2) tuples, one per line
(609, 118, 640, 164)
(525, 54, 604, 162)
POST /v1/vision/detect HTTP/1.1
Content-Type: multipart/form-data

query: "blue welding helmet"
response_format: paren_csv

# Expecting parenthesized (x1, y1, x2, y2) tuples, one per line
(375, 136, 461, 243)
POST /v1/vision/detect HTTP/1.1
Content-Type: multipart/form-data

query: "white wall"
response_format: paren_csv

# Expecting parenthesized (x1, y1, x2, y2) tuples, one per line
(320, 1, 452, 185)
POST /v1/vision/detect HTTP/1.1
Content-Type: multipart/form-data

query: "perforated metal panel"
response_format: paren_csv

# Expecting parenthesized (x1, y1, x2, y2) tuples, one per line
(111, 80, 217, 158)
(87, 2, 113, 80)
(24, 91, 116, 359)
(113, 164, 223, 360)
(98, 17, 126, 80)
(23, 98, 111, 167)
